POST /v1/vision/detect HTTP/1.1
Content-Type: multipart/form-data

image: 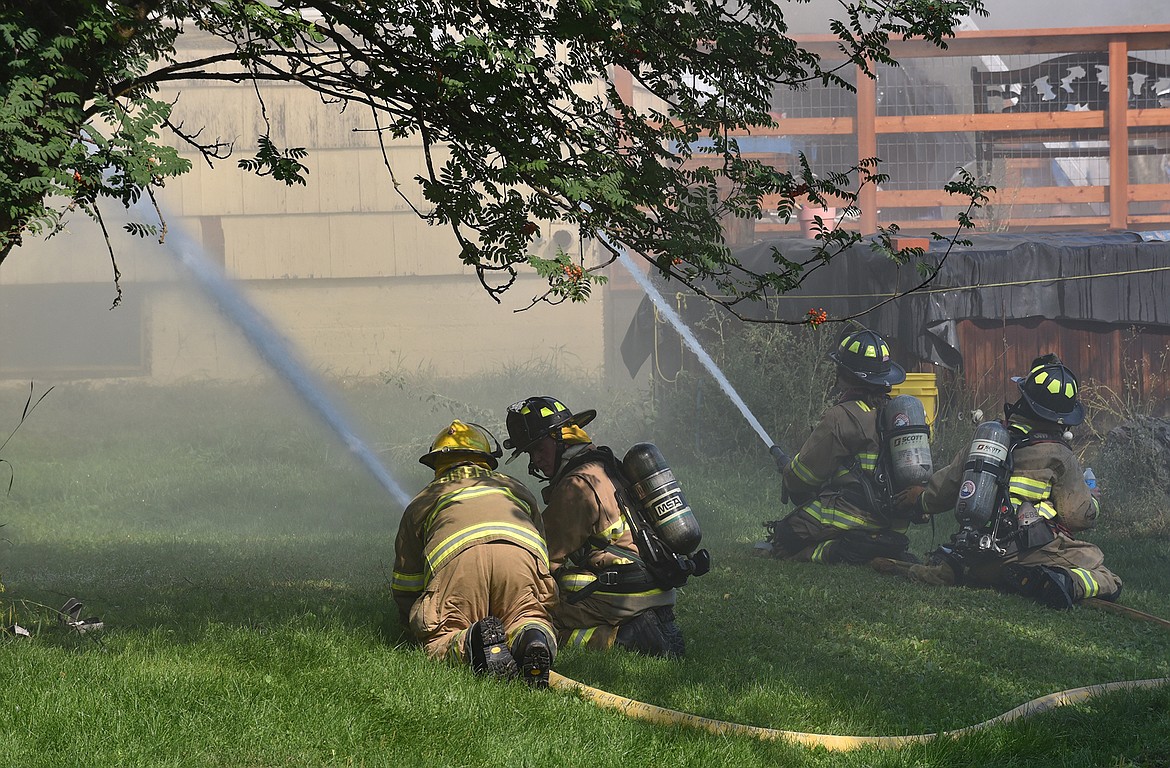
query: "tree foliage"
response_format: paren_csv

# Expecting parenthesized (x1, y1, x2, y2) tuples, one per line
(0, 0, 986, 318)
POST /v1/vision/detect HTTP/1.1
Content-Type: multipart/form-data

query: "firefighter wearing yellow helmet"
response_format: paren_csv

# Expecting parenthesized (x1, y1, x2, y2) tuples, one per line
(762, 328, 927, 565)
(892, 355, 1123, 609)
(391, 420, 558, 686)
(503, 396, 685, 658)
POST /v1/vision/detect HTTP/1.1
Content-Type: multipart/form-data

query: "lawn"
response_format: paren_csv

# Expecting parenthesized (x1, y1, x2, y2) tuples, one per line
(1, 379, 1167, 767)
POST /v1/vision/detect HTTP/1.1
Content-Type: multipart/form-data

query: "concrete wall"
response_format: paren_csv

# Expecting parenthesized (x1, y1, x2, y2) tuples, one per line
(0, 32, 610, 385)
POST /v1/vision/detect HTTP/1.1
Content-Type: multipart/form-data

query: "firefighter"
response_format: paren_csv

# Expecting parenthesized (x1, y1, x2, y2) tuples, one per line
(391, 420, 558, 686)
(894, 355, 1123, 609)
(503, 396, 684, 658)
(762, 328, 924, 565)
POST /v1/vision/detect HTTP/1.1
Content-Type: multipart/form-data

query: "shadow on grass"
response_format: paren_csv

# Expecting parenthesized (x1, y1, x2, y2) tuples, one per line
(555, 546, 1170, 736)
(2, 536, 407, 648)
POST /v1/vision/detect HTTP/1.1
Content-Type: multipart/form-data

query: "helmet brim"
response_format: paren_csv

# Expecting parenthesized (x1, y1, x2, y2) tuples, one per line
(831, 353, 906, 387)
(419, 448, 499, 470)
(503, 408, 597, 463)
(1013, 379, 1086, 426)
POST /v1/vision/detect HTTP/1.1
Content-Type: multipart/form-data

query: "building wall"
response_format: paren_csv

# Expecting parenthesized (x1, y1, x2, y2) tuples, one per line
(0, 32, 609, 384)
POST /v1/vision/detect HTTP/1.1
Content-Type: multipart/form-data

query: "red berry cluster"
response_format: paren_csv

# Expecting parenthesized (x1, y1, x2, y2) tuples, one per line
(806, 307, 828, 326)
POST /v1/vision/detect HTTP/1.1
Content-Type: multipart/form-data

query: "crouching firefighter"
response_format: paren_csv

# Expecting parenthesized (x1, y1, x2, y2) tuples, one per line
(392, 420, 558, 686)
(504, 396, 709, 658)
(762, 328, 933, 565)
(895, 356, 1123, 609)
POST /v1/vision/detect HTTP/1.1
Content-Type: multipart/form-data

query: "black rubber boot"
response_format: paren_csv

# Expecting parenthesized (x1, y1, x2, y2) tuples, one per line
(653, 606, 685, 659)
(465, 616, 518, 679)
(1006, 565, 1076, 610)
(615, 610, 671, 657)
(511, 627, 553, 689)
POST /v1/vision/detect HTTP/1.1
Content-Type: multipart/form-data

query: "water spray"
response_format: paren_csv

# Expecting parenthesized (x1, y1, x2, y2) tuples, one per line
(610, 240, 786, 464)
(165, 224, 412, 509)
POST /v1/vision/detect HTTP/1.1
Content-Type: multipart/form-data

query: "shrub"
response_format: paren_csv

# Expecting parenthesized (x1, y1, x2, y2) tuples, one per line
(649, 312, 837, 461)
(1092, 416, 1170, 538)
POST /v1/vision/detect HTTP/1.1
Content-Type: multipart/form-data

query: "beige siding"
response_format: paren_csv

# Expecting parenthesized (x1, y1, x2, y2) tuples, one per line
(1, 31, 608, 383)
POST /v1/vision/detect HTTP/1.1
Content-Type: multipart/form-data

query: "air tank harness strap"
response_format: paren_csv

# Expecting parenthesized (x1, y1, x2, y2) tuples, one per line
(562, 538, 653, 605)
(561, 564, 658, 604)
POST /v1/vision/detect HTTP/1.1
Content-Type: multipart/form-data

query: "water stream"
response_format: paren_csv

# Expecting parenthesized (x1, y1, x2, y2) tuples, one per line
(613, 245, 776, 449)
(167, 224, 413, 509)
(163, 214, 769, 504)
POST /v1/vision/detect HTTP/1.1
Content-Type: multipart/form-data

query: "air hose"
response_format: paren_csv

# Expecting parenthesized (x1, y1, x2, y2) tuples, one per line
(548, 598, 1170, 751)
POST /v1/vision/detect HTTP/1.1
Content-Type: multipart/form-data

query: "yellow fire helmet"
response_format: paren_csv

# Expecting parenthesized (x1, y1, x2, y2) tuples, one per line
(418, 420, 503, 470)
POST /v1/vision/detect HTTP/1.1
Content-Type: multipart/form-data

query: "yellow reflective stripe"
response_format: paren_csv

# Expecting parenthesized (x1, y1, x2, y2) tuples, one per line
(426, 522, 549, 576)
(856, 401, 873, 413)
(1008, 475, 1051, 500)
(1069, 567, 1099, 598)
(425, 485, 533, 532)
(558, 572, 660, 598)
(567, 627, 596, 649)
(592, 587, 665, 598)
(804, 500, 875, 530)
(391, 570, 425, 592)
(1035, 501, 1057, 520)
(790, 453, 823, 485)
(856, 451, 878, 472)
(559, 572, 598, 591)
(447, 629, 470, 663)
(811, 540, 834, 563)
(599, 516, 626, 542)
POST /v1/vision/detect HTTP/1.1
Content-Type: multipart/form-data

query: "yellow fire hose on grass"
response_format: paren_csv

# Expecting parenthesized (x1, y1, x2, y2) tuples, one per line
(548, 598, 1170, 752)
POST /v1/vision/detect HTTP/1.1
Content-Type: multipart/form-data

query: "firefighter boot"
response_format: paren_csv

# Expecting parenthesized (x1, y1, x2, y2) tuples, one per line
(615, 610, 672, 657)
(466, 616, 518, 679)
(653, 606, 686, 659)
(512, 627, 553, 689)
(1005, 564, 1076, 610)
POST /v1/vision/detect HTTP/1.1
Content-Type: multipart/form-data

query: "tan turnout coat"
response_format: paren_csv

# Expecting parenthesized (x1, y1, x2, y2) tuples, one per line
(392, 464, 557, 661)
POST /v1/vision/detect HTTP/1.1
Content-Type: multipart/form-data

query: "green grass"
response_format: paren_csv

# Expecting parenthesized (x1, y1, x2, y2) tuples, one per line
(1, 380, 1168, 767)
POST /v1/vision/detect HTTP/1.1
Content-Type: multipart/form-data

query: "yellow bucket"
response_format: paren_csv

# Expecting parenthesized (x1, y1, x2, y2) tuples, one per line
(891, 372, 939, 425)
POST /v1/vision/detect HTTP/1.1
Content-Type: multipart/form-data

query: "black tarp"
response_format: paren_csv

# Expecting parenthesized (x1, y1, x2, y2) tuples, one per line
(620, 232, 1170, 377)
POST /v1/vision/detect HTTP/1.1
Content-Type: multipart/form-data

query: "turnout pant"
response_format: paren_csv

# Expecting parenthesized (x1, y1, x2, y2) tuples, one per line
(962, 534, 1122, 601)
(408, 542, 558, 663)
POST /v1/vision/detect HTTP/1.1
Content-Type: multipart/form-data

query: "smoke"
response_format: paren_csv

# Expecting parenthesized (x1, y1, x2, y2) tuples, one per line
(163, 220, 413, 509)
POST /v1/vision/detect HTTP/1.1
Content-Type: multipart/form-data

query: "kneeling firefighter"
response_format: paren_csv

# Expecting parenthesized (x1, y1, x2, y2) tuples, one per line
(503, 396, 709, 658)
(896, 355, 1123, 609)
(392, 420, 558, 686)
(763, 328, 934, 565)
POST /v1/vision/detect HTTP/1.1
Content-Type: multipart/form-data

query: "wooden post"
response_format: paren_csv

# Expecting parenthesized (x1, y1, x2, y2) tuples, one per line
(1108, 40, 1130, 230)
(856, 62, 879, 234)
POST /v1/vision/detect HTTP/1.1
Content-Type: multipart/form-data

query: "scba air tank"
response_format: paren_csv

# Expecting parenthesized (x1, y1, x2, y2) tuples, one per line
(954, 421, 1011, 527)
(622, 442, 702, 554)
(880, 394, 934, 493)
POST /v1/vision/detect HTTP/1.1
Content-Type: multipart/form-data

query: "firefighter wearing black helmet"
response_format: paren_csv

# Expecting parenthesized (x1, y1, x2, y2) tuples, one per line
(503, 396, 684, 658)
(392, 420, 558, 686)
(762, 328, 924, 565)
(893, 355, 1123, 609)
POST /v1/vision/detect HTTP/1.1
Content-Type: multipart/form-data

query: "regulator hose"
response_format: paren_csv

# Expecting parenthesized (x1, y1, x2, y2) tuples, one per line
(549, 598, 1170, 751)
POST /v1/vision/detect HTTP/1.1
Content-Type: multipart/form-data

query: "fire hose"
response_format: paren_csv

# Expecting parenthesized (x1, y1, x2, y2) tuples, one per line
(547, 597, 1170, 751)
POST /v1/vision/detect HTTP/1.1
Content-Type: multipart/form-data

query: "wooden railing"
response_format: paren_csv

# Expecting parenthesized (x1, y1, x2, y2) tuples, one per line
(617, 25, 1170, 237)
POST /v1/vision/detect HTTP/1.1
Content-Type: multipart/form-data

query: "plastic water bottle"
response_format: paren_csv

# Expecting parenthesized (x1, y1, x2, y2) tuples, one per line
(1083, 467, 1097, 491)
